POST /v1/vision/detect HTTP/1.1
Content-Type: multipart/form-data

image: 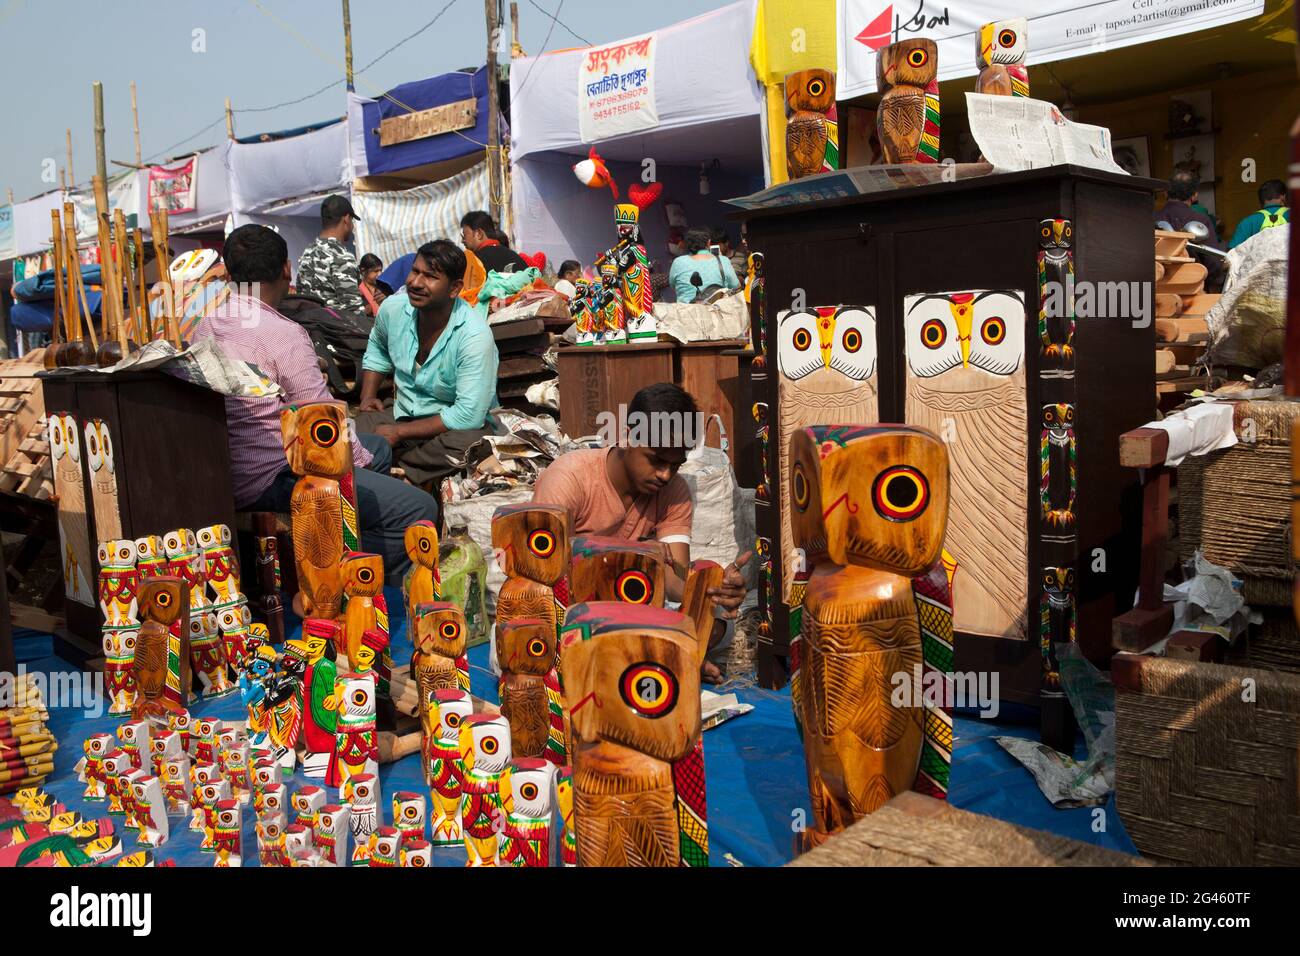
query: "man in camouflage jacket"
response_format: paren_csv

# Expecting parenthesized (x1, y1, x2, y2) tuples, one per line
(295, 195, 367, 314)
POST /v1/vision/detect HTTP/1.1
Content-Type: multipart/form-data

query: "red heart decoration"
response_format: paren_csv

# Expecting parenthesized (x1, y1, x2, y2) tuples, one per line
(521, 252, 547, 271)
(627, 182, 663, 210)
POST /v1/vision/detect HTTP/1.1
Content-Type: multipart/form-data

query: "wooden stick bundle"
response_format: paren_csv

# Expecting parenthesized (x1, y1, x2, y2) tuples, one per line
(113, 209, 138, 345)
(133, 226, 151, 340)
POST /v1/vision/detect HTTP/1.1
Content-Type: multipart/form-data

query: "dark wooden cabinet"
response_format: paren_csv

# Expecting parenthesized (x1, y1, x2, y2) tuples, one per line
(40, 370, 236, 656)
(739, 165, 1159, 746)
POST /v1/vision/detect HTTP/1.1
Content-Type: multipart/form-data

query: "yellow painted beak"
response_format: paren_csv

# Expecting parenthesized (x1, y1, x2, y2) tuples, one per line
(949, 300, 974, 368)
(817, 313, 835, 369)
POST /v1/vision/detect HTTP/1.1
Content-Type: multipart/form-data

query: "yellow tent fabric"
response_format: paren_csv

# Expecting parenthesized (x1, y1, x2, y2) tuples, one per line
(750, 0, 839, 185)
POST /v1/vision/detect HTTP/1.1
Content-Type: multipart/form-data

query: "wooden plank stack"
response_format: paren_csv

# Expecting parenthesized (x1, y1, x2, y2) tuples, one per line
(0, 352, 51, 500)
(1154, 230, 1219, 406)
(491, 316, 555, 411)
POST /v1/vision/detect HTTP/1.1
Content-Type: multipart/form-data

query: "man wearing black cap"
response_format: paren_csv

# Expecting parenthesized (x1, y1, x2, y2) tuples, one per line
(296, 194, 367, 314)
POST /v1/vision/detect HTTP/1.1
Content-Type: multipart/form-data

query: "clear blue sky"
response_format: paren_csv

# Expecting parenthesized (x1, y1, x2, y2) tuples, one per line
(0, 0, 734, 202)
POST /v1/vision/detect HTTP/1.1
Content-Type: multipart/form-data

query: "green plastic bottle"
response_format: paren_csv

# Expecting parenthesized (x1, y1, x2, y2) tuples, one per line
(439, 519, 490, 647)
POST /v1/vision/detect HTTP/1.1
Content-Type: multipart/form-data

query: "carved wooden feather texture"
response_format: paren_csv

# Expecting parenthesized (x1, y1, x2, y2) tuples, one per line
(574, 752, 679, 867)
(496, 577, 560, 634)
(879, 91, 926, 163)
(291, 478, 345, 618)
(501, 676, 549, 758)
(905, 372, 1028, 639)
(787, 113, 828, 179)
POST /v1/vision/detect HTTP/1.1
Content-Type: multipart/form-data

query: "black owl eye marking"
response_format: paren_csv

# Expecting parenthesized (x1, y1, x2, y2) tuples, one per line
(907, 48, 929, 68)
(999, 29, 1016, 47)
(872, 466, 929, 522)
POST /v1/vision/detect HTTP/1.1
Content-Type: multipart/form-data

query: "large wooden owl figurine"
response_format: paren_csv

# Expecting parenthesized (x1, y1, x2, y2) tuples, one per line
(281, 401, 353, 619)
(131, 576, 191, 720)
(496, 618, 565, 764)
(788, 425, 950, 844)
(412, 601, 471, 702)
(904, 289, 1028, 640)
(48, 411, 94, 605)
(976, 18, 1028, 97)
(84, 419, 122, 542)
(341, 551, 390, 691)
(785, 68, 838, 179)
(403, 521, 440, 645)
(876, 38, 940, 164)
(492, 504, 571, 639)
(559, 602, 707, 867)
(776, 307, 879, 604)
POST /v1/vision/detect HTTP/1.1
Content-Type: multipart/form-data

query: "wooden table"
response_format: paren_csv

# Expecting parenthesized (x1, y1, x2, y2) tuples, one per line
(556, 341, 676, 441)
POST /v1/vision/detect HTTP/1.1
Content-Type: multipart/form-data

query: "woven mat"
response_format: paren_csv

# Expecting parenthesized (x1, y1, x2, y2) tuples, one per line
(1116, 656, 1300, 866)
(788, 792, 1149, 867)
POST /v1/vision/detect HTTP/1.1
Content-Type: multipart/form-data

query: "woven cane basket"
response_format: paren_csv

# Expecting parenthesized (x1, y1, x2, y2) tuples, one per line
(1116, 656, 1300, 866)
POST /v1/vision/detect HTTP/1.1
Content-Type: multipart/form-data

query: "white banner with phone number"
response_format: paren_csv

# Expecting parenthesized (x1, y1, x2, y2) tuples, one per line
(578, 32, 658, 143)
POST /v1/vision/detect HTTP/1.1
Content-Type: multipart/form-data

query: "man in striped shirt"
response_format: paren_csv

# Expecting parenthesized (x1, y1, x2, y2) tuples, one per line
(193, 224, 437, 576)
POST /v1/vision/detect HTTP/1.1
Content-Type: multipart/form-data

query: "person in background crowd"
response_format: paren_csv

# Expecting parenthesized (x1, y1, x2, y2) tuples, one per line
(355, 239, 499, 492)
(554, 259, 582, 297)
(358, 253, 386, 316)
(296, 195, 367, 314)
(532, 383, 750, 683)
(712, 227, 748, 277)
(1229, 179, 1290, 249)
(668, 228, 741, 303)
(195, 224, 436, 576)
(1155, 171, 1224, 282)
(460, 210, 529, 274)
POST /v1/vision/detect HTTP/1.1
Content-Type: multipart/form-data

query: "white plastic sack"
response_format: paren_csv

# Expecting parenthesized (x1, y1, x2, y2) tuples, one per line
(679, 414, 756, 583)
(652, 290, 750, 344)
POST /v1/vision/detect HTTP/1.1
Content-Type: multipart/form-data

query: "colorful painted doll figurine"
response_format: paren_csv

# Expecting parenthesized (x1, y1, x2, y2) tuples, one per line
(554, 765, 576, 867)
(81, 733, 114, 801)
(131, 776, 168, 848)
(403, 520, 441, 646)
(328, 671, 378, 789)
(281, 401, 355, 619)
(161, 756, 192, 816)
(266, 641, 308, 773)
(426, 689, 472, 847)
(596, 258, 624, 345)
(787, 425, 952, 845)
(189, 609, 234, 699)
(256, 812, 289, 867)
(213, 799, 242, 866)
(412, 602, 471, 706)
(103, 626, 139, 717)
(402, 840, 432, 867)
(300, 618, 340, 777)
(342, 773, 380, 864)
(98, 539, 139, 627)
(117, 720, 148, 771)
(341, 551, 390, 692)
(496, 618, 565, 764)
(368, 827, 401, 868)
(976, 18, 1028, 97)
(314, 804, 350, 866)
(392, 791, 426, 847)
(352, 628, 388, 681)
(131, 576, 191, 720)
(500, 758, 557, 868)
(876, 38, 940, 164)
(458, 714, 513, 867)
(611, 191, 659, 341)
(134, 534, 167, 580)
(196, 524, 243, 605)
(570, 279, 599, 346)
(559, 602, 708, 867)
(491, 504, 571, 641)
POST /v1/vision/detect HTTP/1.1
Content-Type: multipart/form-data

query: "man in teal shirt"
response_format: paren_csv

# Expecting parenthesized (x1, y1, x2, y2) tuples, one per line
(356, 239, 499, 489)
(1228, 179, 1289, 249)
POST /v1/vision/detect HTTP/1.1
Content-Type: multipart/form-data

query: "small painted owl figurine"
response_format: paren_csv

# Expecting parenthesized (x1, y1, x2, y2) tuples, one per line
(327, 671, 378, 790)
(256, 813, 289, 867)
(212, 799, 242, 867)
(314, 804, 351, 866)
(188, 609, 234, 699)
(97, 539, 139, 627)
(132, 576, 190, 720)
(341, 551, 390, 691)
(134, 534, 167, 579)
(1038, 218, 1076, 371)
(81, 733, 115, 801)
(876, 38, 940, 164)
(558, 602, 705, 867)
(163, 528, 206, 612)
(392, 791, 426, 846)
(553, 764, 576, 867)
(342, 773, 380, 864)
(1041, 402, 1077, 536)
(402, 840, 432, 867)
(976, 18, 1028, 97)
(403, 520, 441, 643)
(291, 784, 326, 829)
(788, 424, 950, 844)
(412, 602, 470, 705)
(785, 68, 838, 179)
(102, 626, 139, 717)
(426, 689, 473, 847)
(500, 758, 558, 868)
(458, 714, 513, 867)
(84, 418, 122, 541)
(131, 776, 169, 848)
(492, 504, 571, 641)
(196, 524, 242, 605)
(496, 618, 565, 764)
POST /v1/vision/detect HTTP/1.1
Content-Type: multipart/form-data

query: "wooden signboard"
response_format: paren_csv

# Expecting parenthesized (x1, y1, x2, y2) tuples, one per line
(378, 98, 478, 147)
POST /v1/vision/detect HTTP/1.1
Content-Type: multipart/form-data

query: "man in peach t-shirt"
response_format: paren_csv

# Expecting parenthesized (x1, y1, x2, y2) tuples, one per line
(532, 383, 750, 681)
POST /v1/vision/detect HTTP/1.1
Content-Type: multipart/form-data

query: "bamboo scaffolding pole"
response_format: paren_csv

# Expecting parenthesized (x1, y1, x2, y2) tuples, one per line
(149, 207, 180, 348)
(48, 211, 65, 361)
(60, 204, 79, 341)
(134, 226, 152, 340)
(113, 209, 138, 346)
(63, 203, 98, 352)
(66, 129, 74, 187)
(131, 81, 142, 167)
(92, 174, 123, 364)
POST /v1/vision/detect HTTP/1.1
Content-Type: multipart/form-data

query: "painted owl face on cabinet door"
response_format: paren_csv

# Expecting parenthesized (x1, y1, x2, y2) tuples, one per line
(775, 306, 878, 604)
(903, 290, 1029, 640)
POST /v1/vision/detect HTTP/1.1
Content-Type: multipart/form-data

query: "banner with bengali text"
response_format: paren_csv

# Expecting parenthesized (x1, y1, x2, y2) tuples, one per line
(578, 32, 658, 143)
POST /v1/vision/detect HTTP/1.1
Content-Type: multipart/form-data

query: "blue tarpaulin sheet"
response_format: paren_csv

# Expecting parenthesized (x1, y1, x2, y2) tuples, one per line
(361, 69, 489, 177)
(17, 587, 1137, 866)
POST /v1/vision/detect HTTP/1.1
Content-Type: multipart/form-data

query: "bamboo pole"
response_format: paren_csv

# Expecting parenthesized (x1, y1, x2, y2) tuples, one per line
(91, 174, 122, 361)
(149, 207, 180, 348)
(134, 226, 152, 340)
(49, 211, 65, 345)
(64, 203, 98, 352)
(225, 98, 234, 139)
(66, 129, 74, 187)
(60, 202, 80, 342)
(92, 82, 107, 186)
(114, 209, 137, 346)
(131, 81, 142, 167)
(342, 0, 354, 92)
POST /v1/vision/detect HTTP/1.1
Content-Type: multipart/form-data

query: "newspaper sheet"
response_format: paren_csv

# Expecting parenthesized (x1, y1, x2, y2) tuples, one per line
(966, 93, 1127, 176)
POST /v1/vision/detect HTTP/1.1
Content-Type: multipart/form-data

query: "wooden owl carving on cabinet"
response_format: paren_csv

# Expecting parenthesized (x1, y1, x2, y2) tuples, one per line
(976, 18, 1029, 97)
(48, 411, 94, 605)
(903, 290, 1028, 640)
(876, 39, 940, 164)
(785, 68, 838, 179)
(776, 307, 879, 604)
(83, 419, 122, 542)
